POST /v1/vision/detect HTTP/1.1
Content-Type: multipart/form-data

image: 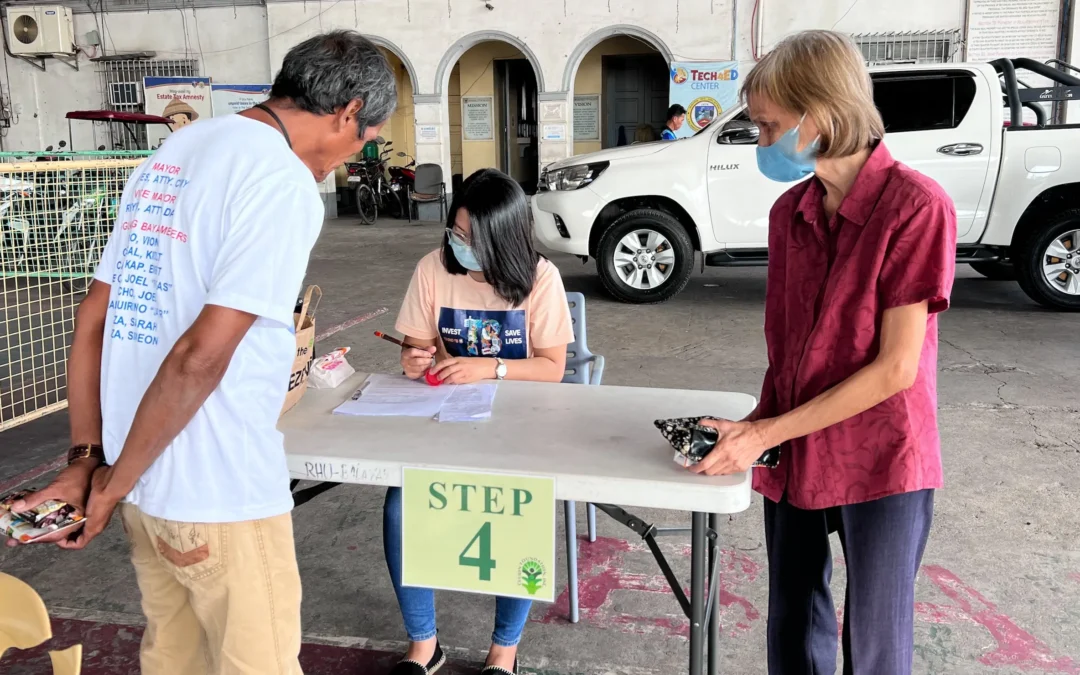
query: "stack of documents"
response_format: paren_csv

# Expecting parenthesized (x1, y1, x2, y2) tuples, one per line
(332, 374, 498, 422)
(437, 383, 498, 423)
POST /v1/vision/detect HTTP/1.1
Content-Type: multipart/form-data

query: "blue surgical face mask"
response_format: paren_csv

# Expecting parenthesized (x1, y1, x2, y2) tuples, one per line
(448, 232, 483, 272)
(756, 116, 820, 183)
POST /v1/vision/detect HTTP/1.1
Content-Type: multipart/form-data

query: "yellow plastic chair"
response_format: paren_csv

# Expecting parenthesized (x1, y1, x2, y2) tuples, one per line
(0, 572, 82, 674)
(0, 572, 51, 655)
(49, 644, 83, 675)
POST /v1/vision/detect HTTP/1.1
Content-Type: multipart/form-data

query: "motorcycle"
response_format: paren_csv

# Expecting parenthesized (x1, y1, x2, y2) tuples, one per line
(345, 138, 406, 225)
(387, 151, 417, 217)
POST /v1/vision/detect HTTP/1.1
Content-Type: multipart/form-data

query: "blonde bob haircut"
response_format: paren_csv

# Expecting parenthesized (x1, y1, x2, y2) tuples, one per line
(741, 30, 884, 159)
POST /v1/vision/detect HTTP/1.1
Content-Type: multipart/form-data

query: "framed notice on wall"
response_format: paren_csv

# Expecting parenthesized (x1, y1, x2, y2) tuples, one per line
(462, 96, 494, 141)
(573, 95, 600, 141)
(966, 0, 1060, 122)
(965, 0, 1060, 64)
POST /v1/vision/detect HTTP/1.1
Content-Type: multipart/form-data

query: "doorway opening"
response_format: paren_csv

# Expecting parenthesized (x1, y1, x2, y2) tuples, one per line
(448, 42, 539, 194)
(570, 36, 669, 155)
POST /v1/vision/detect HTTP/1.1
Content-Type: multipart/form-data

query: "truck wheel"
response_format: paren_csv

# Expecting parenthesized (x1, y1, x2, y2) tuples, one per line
(1015, 209, 1080, 311)
(596, 209, 695, 304)
(969, 261, 1016, 281)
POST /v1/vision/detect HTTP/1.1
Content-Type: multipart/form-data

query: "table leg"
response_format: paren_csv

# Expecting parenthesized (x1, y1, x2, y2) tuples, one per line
(690, 512, 707, 675)
(564, 501, 580, 624)
(708, 513, 720, 675)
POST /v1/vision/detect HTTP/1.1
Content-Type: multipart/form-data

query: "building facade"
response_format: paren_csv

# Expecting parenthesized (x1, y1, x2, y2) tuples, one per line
(1, 0, 1076, 200)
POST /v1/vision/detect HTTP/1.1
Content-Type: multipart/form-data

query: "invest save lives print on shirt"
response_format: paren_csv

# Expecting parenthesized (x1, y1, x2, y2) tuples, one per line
(106, 161, 190, 346)
(438, 308, 528, 359)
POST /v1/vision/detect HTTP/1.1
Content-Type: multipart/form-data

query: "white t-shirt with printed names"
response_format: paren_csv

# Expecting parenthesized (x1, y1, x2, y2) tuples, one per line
(93, 114, 323, 523)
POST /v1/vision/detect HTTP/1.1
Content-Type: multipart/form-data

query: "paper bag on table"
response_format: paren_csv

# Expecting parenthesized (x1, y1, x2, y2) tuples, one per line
(280, 285, 322, 417)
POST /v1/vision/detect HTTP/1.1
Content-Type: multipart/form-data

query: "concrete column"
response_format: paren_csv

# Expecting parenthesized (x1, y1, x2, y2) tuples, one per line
(538, 91, 573, 172)
(412, 94, 449, 220)
(1069, 0, 1080, 123)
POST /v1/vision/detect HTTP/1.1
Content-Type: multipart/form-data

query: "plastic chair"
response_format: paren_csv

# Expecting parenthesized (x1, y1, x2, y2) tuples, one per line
(0, 572, 83, 674)
(561, 292, 605, 624)
(407, 163, 447, 223)
(49, 645, 83, 675)
(0, 572, 51, 655)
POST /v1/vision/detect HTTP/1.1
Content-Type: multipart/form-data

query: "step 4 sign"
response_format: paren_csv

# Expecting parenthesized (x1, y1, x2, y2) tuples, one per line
(401, 468, 555, 602)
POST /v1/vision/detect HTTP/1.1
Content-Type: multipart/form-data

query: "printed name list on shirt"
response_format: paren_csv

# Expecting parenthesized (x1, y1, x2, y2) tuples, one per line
(108, 161, 190, 347)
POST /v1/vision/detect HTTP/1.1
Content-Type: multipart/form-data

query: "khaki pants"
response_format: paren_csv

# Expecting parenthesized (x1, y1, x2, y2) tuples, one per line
(120, 503, 303, 675)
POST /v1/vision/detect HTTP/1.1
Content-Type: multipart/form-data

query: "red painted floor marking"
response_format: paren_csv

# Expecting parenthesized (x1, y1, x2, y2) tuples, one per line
(0, 454, 66, 494)
(919, 565, 1080, 674)
(315, 307, 389, 343)
(533, 536, 761, 639)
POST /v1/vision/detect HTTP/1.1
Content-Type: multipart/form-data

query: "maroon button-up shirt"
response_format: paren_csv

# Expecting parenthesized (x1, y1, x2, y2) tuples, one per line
(753, 143, 957, 510)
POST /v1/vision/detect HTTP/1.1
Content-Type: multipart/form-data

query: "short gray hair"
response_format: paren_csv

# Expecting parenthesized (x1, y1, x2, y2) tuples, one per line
(271, 31, 397, 137)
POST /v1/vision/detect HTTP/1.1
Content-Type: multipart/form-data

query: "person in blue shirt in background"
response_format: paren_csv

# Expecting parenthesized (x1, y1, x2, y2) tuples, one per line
(661, 104, 687, 140)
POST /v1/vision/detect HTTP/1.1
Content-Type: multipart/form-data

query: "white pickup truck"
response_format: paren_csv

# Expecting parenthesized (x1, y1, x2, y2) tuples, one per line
(532, 58, 1080, 310)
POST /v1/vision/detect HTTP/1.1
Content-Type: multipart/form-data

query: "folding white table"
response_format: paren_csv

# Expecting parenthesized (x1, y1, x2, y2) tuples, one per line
(280, 373, 756, 675)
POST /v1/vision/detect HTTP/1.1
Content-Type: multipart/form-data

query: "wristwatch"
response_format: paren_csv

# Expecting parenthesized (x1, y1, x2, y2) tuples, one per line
(67, 443, 106, 466)
(494, 357, 507, 380)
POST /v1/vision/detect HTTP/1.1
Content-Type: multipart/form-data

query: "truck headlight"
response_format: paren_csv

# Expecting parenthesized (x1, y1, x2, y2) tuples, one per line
(539, 162, 609, 192)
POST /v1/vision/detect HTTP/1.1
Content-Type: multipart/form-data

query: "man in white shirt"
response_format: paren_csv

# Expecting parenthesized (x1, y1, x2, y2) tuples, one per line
(5, 31, 395, 674)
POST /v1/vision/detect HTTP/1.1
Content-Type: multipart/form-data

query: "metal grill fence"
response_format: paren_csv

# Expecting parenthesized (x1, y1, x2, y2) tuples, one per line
(853, 30, 963, 66)
(1, 156, 144, 431)
(98, 59, 199, 150)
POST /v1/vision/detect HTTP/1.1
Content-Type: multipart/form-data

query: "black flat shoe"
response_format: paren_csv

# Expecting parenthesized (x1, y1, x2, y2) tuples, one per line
(478, 658, 517, 675)
(389, 641, 445, 675)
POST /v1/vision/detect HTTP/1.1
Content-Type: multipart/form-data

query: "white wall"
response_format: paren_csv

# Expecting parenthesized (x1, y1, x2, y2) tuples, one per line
(1, 5, 269, 151)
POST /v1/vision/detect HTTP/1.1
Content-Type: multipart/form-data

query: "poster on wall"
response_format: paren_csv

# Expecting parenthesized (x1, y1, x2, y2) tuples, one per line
(462, 96, 494, 141)
(966, 0, 1060, 123)
(211, 84, 271, 117)
(143, 76, 213, 147)
(668, 62, 740, 139)
(573, 95, 600, 141)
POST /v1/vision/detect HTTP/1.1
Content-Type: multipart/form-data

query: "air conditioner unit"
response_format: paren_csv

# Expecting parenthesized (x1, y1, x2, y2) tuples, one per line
(6, 6, 75, 56)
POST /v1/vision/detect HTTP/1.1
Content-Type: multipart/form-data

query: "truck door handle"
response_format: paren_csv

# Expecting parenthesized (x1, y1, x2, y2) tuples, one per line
(937, 143, 984, 156)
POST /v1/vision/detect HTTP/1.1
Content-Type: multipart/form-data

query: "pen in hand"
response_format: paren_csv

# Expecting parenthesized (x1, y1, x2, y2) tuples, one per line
(374, 331, 442, 386)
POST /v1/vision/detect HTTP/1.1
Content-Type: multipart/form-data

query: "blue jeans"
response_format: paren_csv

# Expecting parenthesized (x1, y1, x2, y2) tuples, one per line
(382, 487, 532, 647)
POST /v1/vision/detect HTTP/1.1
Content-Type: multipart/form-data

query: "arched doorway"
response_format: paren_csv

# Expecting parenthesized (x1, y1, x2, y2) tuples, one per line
(334, 38, 419, 217)
(438, 34, 543, 194)
(565, 26, 673, 156)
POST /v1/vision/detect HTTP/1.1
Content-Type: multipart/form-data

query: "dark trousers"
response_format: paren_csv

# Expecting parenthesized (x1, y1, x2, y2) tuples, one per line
(763, 489, 934, 675)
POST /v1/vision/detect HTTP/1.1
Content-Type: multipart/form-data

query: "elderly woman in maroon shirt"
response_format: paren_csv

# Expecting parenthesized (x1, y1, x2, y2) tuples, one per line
(692, 31, 957, 675)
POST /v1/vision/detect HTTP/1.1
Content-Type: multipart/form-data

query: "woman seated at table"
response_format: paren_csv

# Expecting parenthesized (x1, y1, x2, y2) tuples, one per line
(384, 168, 574, 675)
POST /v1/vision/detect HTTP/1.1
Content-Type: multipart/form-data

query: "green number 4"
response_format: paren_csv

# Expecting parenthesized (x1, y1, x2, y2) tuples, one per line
(459, 522, 496, 581)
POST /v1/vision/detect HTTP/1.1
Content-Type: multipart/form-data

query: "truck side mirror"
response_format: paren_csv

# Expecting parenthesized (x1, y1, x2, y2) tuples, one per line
(717, 124, 760, 146)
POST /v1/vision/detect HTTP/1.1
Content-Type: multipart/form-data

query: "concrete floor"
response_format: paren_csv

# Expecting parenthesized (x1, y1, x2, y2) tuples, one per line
(1, 217, 1079, 675)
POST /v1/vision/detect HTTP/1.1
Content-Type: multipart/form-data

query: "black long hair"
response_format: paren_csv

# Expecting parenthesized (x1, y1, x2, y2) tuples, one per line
(441, 168, 540, 306)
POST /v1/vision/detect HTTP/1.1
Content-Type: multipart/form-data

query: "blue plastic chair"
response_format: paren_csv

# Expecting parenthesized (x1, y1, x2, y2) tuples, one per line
(561, 292, 605, 624)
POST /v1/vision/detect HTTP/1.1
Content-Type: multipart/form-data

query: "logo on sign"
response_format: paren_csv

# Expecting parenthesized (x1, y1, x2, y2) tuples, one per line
(688, 97, 721, 132)
(520, 557, 546, 595)
(671, 67, 689, 84)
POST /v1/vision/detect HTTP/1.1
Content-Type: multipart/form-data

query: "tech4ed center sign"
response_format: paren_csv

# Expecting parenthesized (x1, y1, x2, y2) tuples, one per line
(669, 62, 740, 139)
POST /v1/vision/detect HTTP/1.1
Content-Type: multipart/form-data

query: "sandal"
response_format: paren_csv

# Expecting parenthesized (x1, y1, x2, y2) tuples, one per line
(479, 658, 517, 675)
(389, 640, 446, 675)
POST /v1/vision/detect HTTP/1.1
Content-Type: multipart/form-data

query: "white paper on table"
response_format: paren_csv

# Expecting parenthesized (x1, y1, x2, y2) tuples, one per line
(437, 383, 498, 423)
(333, 374, 456, 417)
